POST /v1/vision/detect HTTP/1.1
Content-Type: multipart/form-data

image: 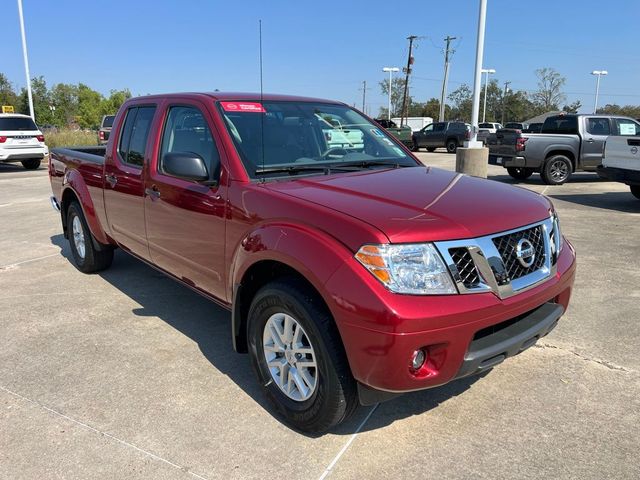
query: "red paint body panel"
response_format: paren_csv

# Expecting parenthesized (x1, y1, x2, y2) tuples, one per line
(49, 92, 577, 394)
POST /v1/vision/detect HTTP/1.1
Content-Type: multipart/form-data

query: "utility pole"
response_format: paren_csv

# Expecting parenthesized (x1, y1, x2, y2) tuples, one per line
(359, 80, 369, 113)
(400, 35, 417, 127)
(501, 81, 511, 125)
(439, 35, 457, 122)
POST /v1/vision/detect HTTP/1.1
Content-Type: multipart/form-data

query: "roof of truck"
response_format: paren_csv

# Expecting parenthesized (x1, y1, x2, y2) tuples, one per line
(128, 92, 343, 105)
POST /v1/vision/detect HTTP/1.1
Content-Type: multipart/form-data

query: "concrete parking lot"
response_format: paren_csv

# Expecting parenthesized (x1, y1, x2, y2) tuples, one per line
(1, 153, 639, 479)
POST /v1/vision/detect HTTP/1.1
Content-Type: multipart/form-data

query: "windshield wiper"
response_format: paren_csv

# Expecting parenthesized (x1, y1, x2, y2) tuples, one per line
(331, 159, 407, 169)
(255, 164, 360, 176)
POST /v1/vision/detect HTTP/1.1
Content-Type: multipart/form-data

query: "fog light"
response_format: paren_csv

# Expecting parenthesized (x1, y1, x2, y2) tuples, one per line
(411, 349, 427, 370)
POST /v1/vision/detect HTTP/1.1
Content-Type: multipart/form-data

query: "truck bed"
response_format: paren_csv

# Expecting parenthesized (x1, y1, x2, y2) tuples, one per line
(51, 146, 106, 164)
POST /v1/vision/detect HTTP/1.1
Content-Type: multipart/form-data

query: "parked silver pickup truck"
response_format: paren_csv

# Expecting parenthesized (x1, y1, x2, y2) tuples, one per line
(597, 135, 640, 199)
(487, 114, 640, 184)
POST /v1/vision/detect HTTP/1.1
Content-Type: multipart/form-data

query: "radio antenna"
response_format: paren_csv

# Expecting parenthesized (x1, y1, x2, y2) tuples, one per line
(259, 20, 265, 181)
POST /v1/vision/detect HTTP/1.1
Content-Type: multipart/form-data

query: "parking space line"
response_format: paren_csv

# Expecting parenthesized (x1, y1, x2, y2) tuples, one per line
(317, 404, 379, 480)
(0, 253, 59, 270)
(0, 385, 211, 480)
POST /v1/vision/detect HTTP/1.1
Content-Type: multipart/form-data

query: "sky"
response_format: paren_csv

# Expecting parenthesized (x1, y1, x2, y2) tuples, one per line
(1, 0, 639, 116)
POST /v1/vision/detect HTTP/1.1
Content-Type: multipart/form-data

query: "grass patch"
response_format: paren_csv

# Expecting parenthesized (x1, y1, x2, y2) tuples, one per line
(45, 129, 98, 148)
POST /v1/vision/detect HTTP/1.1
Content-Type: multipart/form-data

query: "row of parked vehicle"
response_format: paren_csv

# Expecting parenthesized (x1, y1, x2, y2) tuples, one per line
(487, 113, 640, 191)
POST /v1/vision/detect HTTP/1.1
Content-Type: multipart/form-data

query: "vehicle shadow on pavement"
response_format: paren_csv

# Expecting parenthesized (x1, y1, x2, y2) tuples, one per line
(50, 233, 487, 436)
(487, 173, 609, 186)
(547, 192, 640, 213)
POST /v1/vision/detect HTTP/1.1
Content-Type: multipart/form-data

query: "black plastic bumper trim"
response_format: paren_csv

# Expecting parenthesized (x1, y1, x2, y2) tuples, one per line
(454, 302, 564, 380)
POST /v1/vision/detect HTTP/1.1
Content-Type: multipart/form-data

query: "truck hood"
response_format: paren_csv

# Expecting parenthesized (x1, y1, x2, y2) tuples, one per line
(266, 166, 552, 243)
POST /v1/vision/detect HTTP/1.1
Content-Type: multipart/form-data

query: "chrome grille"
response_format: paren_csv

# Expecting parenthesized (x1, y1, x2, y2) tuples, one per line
(492, 225, 546, 281)
(449, 247, 480, 288)
(435, 218, 555, 300)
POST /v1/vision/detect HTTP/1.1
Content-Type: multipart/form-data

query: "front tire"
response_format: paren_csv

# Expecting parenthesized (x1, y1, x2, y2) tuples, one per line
(426, 147, 436, 152)
(507, 167, 534, 181)
(21, 158, 41, 170)
(247, 279, 358, 433)
(631, 185, 640, 200)
(66, 201, 114, 273)
(541, 155, 572, 185)
(446, 139, 457, 153)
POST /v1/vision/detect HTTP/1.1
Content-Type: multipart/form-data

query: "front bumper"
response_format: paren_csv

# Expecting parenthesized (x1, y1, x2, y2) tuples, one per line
(597, 164, 640, 186)
(325, 239, 576, 398)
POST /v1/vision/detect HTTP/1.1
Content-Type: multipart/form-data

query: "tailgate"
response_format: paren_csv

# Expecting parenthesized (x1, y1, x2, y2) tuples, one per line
(488, 129, 520, 157)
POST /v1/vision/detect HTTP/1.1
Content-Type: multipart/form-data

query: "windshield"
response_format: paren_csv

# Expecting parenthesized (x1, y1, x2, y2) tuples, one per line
(0, 117, 38, 131)
(102, 115, 115, 128)
(218, 101, 417, 179)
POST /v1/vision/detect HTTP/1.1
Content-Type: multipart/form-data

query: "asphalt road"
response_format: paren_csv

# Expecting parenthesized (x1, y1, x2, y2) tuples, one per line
(1, 153, 638, 479)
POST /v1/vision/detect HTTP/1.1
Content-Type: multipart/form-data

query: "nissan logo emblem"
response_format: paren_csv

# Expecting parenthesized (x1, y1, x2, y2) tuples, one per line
(515, 238, 535, 268)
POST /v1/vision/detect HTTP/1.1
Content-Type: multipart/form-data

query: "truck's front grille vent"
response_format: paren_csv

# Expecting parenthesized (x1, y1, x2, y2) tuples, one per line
(492, 225, 546, 281)
(449, 247, 480, 288)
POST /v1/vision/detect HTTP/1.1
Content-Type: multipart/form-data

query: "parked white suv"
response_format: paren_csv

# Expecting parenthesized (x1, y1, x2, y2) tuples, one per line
(0, 114, 48, 170)
(597, 133, 640, 200)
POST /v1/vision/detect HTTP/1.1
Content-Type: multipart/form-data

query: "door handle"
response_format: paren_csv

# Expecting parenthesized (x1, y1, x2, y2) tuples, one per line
(145, 185, 161, 199)
(105, 174, 118, 187)
(586, 138, 595, 143)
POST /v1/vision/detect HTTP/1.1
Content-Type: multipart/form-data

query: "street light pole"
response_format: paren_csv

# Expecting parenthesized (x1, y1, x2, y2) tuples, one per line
(481, 68, 495, 123)
(382, 67, 399, 120)
(17, 0, 35, 121)
(591, 70, 608, 114)
(466, 0, 487, 147)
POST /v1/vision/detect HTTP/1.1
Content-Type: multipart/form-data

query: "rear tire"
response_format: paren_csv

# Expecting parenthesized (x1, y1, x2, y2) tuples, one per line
(631, 185, 640, 200)
(66, 201, 114, 273)
(21, 159, 41, 170)
(507, 167, 534, 181)
(411, 140, 420, 152)
(446, 139, 457, 153)
(247, 279, 358, 433)
(426, 147, 436, 152)
(541, 155, 572, 185)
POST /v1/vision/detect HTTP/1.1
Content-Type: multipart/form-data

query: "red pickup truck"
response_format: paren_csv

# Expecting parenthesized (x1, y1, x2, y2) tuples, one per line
(49, 92, 576, 433)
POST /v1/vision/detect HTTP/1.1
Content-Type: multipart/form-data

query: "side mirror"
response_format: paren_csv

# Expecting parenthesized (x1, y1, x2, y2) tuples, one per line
(163, 152, 209, 182)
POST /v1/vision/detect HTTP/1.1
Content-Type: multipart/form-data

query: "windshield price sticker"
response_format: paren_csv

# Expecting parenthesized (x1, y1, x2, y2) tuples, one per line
(221, 102, 266, 113)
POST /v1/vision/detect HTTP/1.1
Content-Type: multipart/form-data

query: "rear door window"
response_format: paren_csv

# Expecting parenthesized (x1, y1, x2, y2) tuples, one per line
(118, 106, 156, 167)
(586, 118, 611, 135)
(614, 118, 640, 136)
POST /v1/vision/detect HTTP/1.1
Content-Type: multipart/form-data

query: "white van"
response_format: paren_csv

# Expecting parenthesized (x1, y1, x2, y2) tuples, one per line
(391, 116, 433, 133)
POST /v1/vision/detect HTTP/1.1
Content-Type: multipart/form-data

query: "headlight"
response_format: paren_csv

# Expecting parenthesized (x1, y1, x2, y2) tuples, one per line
(355, 243, 456, 295)
(550, 212, 564, 259)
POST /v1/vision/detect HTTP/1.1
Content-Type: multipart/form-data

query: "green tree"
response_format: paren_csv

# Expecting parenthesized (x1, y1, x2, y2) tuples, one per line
(530, 68, 566, 112)
(0, 73, 19, 109)
(448, 84, 472, 121)
(480, 79, 504, 122)
(76, 83, 104, 129)
(562, 100, 582, 114)
(379, 77, 410, 117)
(503, 90, 537, 122)
(50, 83, 79, 127)
(101, 89, 131, 116)
(18, 76, 56, 124)
(597, 104, 640, 118)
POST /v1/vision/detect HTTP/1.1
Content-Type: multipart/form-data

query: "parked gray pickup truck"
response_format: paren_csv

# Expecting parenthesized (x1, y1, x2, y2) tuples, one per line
(488, 114, 640, 184)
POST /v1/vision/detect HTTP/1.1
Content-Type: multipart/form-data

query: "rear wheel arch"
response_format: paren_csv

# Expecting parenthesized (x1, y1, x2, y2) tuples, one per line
(545, 150, 576, 172)
(60, 186, 111, 251)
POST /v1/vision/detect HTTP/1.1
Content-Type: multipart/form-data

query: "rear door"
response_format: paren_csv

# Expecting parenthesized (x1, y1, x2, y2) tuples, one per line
(144, 100, 227, 300)
(582, 117, 612, 169)
(103, 104, 157, 259)
(429, 122, 447, 146)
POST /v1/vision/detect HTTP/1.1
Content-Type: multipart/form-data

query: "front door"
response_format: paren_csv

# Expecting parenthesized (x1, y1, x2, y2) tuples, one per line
(429, 122, 447, 147)
(144, 102, 228, 300)
(103, 105, 157, 259)
(581, 117, 612, 169)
